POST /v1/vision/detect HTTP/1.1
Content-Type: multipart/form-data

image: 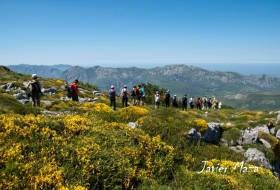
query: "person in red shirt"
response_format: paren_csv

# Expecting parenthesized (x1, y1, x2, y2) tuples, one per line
(69, 79, 79, 101)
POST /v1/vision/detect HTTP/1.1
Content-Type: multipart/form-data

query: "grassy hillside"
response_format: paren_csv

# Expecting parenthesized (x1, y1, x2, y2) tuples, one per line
(0, 66, 280, 189)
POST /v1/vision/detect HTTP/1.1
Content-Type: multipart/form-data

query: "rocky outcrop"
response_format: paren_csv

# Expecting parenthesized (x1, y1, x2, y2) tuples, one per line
(276, 130, 280, 139)
(201, 122, 222, 144)
(187, 123, 222, 145)
(244, 148, 272, 170)
(238, 128, 258, 145)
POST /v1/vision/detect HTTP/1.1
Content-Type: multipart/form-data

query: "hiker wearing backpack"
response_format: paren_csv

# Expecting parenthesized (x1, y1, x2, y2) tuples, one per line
(121, 85, 128, 107)
(172, 95, 178, 108)
(69, 79, 79, 102)
(109, 85, 117, 110)
(140, 85, 146, 106)
(27, 74, 42, 107)
(135, 85, 141, 106)
(130, 85, 137, 106)
(202, 96, 208, 110)
(196, 97, 201, 110)
(164, 90, 171, 107)
(155, 91, 160, 109)
(189, 96, 195, 109)
(182, 95, 187, 110)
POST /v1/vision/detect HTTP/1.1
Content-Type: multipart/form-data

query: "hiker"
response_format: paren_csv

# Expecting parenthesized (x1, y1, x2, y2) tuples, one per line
(135, 85, 141, 106)
(164, 90, 171, 107)
(27, 74, 42, 107)
(69, 79, 79, 101)
(196, 97, 201, 110)
(172, 95, 178, 108)
(211, 98, 218, 109)
(182, 95, 187, 110)
(109, 85, 117, 110)
(207, 97, 212, 109)
(140, 85, 146, 105)
(202, 96, 208, 110)
(155, 91, 160, 109)
(218, 101, 222, 109)
(121, 85, 128, 107)
(189, 96, 195, 109)
(130, 85, 137, 105)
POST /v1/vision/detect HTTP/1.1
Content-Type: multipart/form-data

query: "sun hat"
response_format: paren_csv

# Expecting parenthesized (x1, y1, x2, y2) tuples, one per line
(111, 85, 114, 89)
(31, 74, 37, 79)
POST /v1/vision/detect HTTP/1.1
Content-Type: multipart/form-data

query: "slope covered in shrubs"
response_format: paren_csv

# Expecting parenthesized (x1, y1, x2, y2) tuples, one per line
(0, 66, 280, 189)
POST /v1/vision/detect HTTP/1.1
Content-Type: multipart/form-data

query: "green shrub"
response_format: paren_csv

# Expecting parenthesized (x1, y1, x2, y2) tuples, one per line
(222, 127, 242, 146)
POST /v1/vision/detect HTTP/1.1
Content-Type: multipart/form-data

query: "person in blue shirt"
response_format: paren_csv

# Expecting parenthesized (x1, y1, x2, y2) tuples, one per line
(140, 85, 146, 105)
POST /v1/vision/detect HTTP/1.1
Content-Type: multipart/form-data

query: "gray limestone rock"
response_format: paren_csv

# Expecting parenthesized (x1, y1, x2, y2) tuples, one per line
(276, 130, 280, 139)
(259, 139, 272, 148)
(239, 128, 258, 145)
(187, 128, 201, 145)
(244, 148, 272, 170)
(201, 122, 222, 144)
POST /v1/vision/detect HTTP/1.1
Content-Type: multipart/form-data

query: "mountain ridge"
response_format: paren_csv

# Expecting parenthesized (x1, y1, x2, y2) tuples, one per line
(6, 64, 280, 110)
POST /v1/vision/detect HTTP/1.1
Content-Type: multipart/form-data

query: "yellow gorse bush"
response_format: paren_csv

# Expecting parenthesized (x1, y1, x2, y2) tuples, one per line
(0, 112, 175, 189)
(81, 102, 113, 113)
(193, 119, 208, 132)
(118, 106, 149, 121)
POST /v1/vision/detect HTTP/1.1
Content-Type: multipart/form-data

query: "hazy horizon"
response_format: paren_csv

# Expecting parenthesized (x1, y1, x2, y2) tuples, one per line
(5, 63, 280, 77)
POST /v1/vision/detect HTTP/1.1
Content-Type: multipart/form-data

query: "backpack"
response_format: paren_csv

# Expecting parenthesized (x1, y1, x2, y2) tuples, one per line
(136, 88, 141, 96)
(182, 97, 187, 103)
(122, 88, 128, 98)
(196, 99, 200, 105)
(155, 94, 160, 103)
(31, 81, 41, 94)
(109, 89, 116, 99)
(65, 85, 72, 98)
(130, 89, 136, 96)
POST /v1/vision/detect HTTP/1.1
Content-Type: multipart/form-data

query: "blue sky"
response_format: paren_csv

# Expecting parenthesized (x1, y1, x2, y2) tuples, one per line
(0, 0, 279, 70)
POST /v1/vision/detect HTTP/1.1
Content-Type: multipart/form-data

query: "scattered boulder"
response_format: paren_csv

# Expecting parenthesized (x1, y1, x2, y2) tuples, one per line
(187, 123, 223, 145)
(42, 88, 57, 93)
(78, 88, 88, 93)
(0, 84, 7, 89)
(13, 93, 25, 100)
(244, 148, 272, 170)
(7, 82, 14, 89)
(201, 122, 222, 144)
(276, 130, 280, 139)
(259, 139, 272, 148)
(127, 122, 137, 128)
(41, 110, 63, 116)
(239, 128, 258, 145)
(276, 114, 280, 124)
(93, 91, 101, 94)
(255, 125, 270, 134)
(41, 100, 52, 105)
(229, 146, 244, 153)
(220, 138, 228, 146)
(18, 99, 30, 105)
(187, 128, 201, 145)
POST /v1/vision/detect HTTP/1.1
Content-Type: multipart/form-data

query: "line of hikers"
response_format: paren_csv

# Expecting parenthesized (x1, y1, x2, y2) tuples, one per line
(109, 84, 222, 110)
(109, 84, 146, 110)
(155, 90, 222, 110)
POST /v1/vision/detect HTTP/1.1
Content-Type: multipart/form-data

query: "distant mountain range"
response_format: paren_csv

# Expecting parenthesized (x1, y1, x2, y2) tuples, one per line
(7, 64, 72, 79)
(7, 64, 280, 110)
